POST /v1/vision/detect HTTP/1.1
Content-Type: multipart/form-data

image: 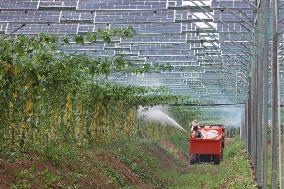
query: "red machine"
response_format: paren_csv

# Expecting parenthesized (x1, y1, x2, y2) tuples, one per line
(189, 126, 226, 165)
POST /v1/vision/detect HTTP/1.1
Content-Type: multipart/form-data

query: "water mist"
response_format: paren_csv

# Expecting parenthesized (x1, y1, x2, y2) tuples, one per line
(137, 106, 186, 132)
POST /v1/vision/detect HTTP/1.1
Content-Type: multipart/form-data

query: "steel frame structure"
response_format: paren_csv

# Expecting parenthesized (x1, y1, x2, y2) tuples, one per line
(0, 0, 283, 188)
(241, 0, 284, 187)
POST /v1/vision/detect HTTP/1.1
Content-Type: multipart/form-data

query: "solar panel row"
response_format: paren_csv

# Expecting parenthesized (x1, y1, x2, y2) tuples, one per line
(0, 0, 257, 103)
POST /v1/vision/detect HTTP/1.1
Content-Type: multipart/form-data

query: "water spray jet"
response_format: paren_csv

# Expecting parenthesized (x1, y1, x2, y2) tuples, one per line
(138, 106, 187, 133)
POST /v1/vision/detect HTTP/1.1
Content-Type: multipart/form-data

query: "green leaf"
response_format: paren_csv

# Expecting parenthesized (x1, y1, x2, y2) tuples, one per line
(86, 32, 97, 43)
(62, 36, 70, 44)
(74, 35, 84, 45)
(103, 35, 111, 43)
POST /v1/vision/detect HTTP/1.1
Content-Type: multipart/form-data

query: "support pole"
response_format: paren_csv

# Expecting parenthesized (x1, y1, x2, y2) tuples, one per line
(271, 0, 279, 186)
(248, 95, 252, 158)
(262, 0, 270, 187)
(245, 101, 249, 151)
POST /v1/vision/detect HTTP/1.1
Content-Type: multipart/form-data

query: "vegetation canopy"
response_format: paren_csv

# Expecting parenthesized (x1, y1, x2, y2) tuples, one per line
(0, 31, 194, 151)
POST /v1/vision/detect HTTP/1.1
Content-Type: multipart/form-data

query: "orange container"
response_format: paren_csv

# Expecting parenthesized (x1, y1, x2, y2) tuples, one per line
(190, 137, 222, 155)
(189, 127, 225, 164)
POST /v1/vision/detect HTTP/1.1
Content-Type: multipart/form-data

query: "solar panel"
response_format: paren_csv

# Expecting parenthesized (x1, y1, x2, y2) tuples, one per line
(0, 0, 262, 104)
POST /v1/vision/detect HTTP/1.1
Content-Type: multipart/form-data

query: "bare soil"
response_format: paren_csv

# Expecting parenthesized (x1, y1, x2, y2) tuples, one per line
(0, 140, 189, 189)
(139, 142, 178, 171)
(159, 140, 188, 164)
(0, 153, 119, 189)
(97, 152, 151, 189)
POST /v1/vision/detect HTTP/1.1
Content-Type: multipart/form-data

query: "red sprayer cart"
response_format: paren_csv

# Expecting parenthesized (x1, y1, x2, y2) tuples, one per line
(189, 126, 226, 165)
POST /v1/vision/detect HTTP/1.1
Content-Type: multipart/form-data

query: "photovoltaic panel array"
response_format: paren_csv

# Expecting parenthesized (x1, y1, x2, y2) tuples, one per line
(0, 0, 272, 104)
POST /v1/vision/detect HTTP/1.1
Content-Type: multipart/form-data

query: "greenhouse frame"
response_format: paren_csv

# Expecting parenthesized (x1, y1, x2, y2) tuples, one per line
(0, 0, 283, 188)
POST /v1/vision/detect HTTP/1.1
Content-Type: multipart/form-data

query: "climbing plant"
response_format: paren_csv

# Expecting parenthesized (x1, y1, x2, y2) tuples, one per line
(0, 32, 191, 151)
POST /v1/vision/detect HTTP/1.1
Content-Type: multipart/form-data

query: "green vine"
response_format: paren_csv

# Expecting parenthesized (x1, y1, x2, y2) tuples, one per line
(0, 32, 191, 151)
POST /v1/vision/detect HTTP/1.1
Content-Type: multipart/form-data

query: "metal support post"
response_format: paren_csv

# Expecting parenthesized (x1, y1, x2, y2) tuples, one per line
(262, 0, 270, 187)
(271, 0, 280, 186)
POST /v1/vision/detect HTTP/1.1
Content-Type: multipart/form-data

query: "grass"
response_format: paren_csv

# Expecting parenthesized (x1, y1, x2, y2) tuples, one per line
(168, 133, 190, 158)
(110, 140, 166, 188)
(1, 136, 256, 189)
(108, 136, 256, 189)
(162, 138, 256, 189)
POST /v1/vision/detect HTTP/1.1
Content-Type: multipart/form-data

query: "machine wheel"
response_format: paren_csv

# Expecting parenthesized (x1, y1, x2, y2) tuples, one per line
(200, 154, 210, 162)
(213, 155, 220, 165)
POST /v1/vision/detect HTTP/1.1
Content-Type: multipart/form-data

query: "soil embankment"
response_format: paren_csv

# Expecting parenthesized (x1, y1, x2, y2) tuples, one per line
(0, 138, 255, 189)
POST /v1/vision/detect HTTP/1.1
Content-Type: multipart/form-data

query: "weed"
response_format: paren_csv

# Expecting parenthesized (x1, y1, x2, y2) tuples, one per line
(97, 160, 129, 187)
(13, 168, 36, 189)
(67, 172, 86, 184)
(113, 151, 164, 188)
(0, 148, 22, 162)
(44, 172, 59, 186)
(36, 167, 60, 187)
(168, 133, 189, 156)
(41, 145, 80, 166)
(11, 180, 32, 189)
(15, 169, 34, 180)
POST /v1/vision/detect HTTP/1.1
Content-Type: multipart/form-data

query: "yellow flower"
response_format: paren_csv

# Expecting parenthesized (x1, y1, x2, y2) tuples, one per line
(12, 93, 18, 99)
(64, 94, 73, 123)
(21, 123, 27, 129)
(10, 123, 16, 129)
(66, 94, 72, 101)
(13, 67, 21, 76)
(26, 80, 33, 89)
(3, 63, 12, 72)
(25, 99, 33, 114)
